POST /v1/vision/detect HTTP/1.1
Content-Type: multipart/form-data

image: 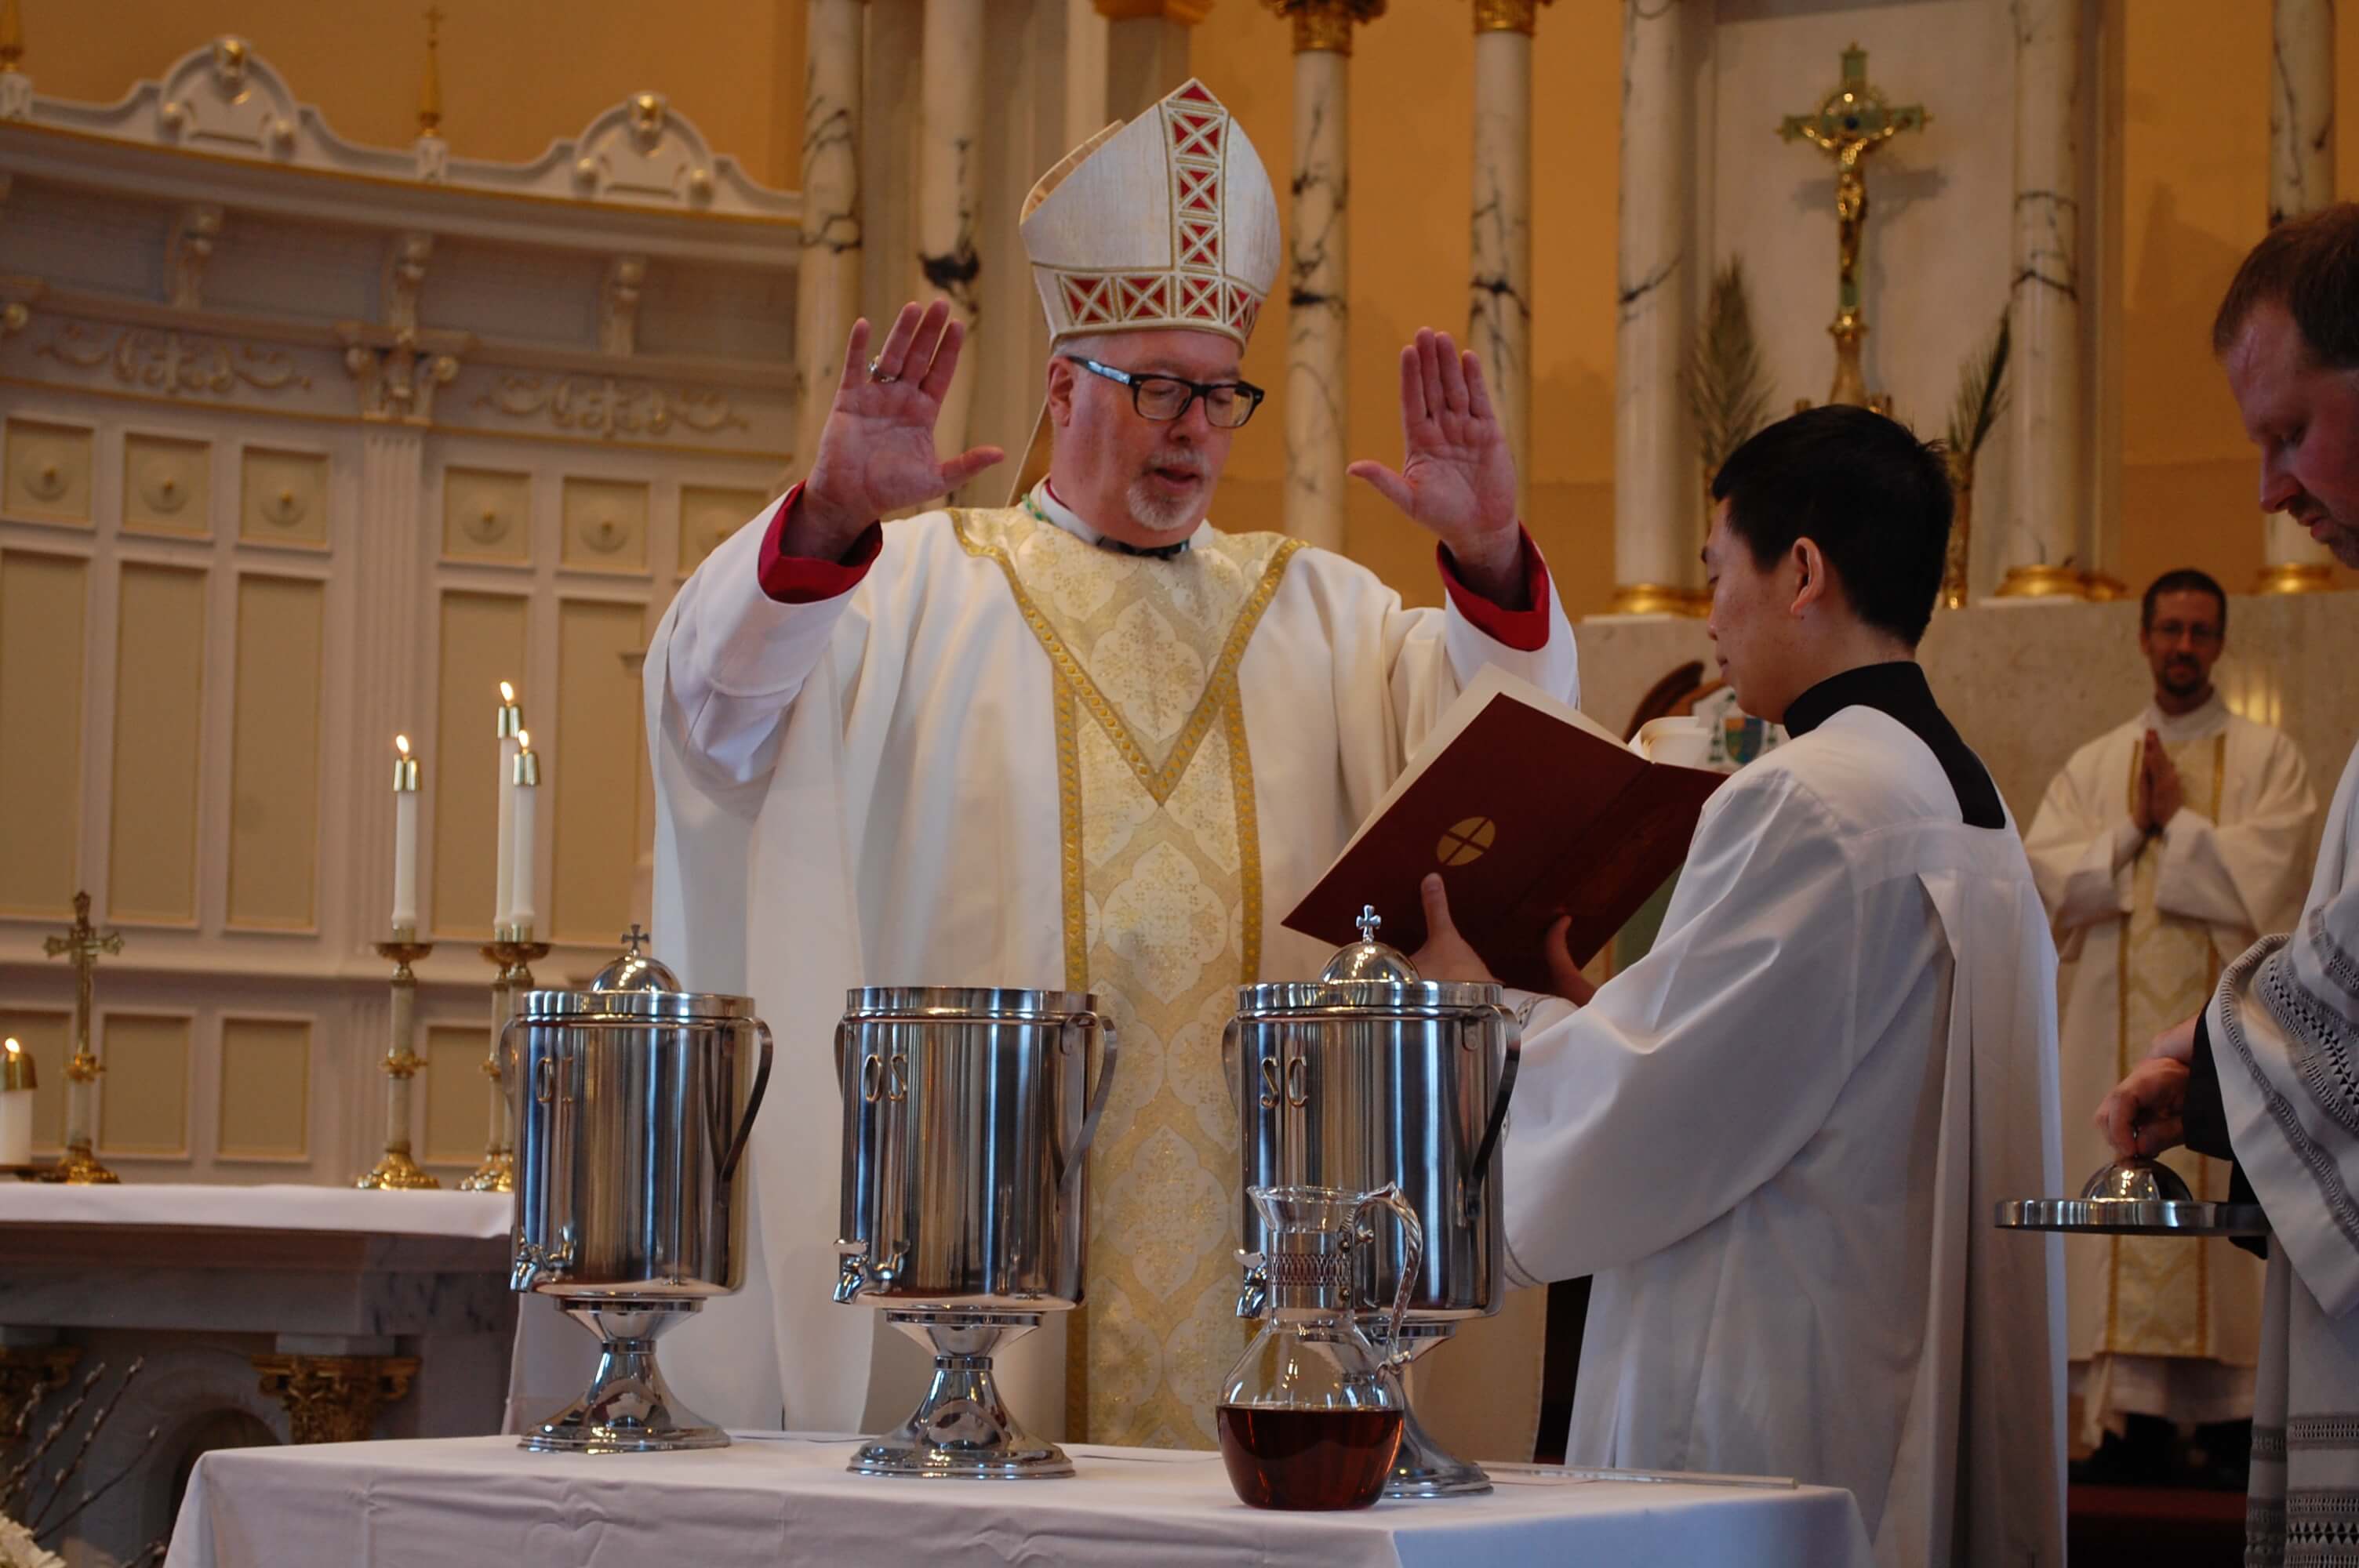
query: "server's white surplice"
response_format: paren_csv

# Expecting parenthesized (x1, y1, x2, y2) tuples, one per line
(1503, 704, 2066, 1568)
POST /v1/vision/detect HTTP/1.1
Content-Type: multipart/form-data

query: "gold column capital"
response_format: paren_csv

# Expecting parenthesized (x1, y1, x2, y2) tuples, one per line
(1991, 563, 2087, 601)
(2253, 561, 2338, 594)
(1264, 0, 1384, 54)
(1096, 0, 1216, 24)
(1474, 0, 1551, 36)
(1608, 583, 1710, 617)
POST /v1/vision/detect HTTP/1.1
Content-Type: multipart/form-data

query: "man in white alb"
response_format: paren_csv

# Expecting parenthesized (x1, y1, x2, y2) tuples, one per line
(2026, 569, 2315, 1462)
(1417, 405, 2066, 1567)
(2099, 201, 2359, 1568)
(573, 79, 1579, 1450)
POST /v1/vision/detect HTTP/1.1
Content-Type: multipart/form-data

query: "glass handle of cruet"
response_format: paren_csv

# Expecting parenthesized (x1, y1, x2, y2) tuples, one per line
(1358, 1182, 1423, 1363)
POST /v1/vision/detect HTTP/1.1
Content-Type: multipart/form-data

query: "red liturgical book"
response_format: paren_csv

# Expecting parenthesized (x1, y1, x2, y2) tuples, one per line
(1283, 667, 1726, 994)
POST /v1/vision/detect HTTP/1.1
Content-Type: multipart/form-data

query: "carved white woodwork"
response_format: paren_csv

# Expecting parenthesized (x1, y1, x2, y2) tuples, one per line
(0, 36, 797, 1185)
(18, 39, 796, 223)
(602, 255, 647, 356)
(340, 323, 465, 425)
(383, 232, 434, 337)
(166, 204, 224, 310)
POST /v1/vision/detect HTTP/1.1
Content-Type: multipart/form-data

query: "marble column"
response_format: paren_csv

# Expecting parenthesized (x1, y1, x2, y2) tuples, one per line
(1998, 0, 2087, 600)
(916, 0, 985, 487)
(1270, 2, 1379, 552)
(1099, 0, 1206, 119)
(1471, 0, 1543, 528)
(2260, 0, 2338, 592)
(793, 0, 864, 481)
(1066, 0, 1110, 147)
(1608, 0, 1698, 617)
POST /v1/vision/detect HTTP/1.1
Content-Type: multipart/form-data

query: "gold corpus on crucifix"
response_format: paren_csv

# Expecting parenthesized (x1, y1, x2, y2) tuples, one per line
(40, 891, 125, 1185)
(1778, 44, 1928, 412)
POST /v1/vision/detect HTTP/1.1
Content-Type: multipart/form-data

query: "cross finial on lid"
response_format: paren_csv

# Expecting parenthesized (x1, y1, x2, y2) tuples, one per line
(1355, 906, 1381, 943)
(620, 923, 649, 954)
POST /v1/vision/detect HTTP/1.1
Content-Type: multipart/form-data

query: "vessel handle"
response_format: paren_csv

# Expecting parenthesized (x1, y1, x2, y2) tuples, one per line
(832, 1019, 852, 1098)
(715, 1019, 774, 1186)
(1056, 1013, 1120, 1196)
(1220, 1018, 1240, 1112)
(1459, 1004, 1523, 1227)
(1357, 1182, 1424, 1367)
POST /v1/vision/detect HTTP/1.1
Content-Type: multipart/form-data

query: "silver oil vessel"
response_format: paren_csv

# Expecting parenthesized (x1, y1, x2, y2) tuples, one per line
(1227, 907, 1521, 1497)
(833, 986, 1116, 1479)
(508, 929, 772, 1453)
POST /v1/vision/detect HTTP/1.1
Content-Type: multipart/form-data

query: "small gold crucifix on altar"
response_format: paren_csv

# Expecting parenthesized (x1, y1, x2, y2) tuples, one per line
(42, 891, 124, 1185)
(1778, 44, 1928, 411)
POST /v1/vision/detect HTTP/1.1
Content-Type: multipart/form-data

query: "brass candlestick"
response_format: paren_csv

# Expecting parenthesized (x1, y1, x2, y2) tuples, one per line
(459, 931, 547, 1193)
(359, 938, 439, 1190)
(41, 891, 124, 1186)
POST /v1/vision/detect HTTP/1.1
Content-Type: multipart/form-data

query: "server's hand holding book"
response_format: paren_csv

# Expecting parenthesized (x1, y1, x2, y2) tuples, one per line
(1283, 666, 1727, 995)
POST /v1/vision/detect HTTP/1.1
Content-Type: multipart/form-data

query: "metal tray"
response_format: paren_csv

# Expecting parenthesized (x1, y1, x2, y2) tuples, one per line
(1994, 1197, 2268, 1238)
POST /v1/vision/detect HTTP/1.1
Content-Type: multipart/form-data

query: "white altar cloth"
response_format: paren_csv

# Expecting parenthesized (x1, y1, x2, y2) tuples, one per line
(165, 1433, 1872, 1567)
(0, 1181, 512, 1238)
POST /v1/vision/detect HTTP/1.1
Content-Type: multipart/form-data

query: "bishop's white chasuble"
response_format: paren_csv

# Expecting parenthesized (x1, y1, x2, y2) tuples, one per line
(958, 502, 1296, 1444)
(522, 483, 1579, 1452)
(2025, 698, 2317, 1443)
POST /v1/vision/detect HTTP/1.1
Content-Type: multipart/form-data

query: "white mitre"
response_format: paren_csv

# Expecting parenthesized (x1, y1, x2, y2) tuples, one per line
(1005, 79, 1279, 499)
(1020, 78, 1281, 347)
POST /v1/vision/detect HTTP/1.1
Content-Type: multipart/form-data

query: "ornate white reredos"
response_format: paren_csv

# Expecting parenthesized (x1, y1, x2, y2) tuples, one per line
(0, 37, 798, 456)
(1, 38, 796, 230)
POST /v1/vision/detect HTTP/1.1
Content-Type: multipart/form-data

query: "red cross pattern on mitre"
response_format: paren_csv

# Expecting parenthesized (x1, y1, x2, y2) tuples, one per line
(1020, 78, 1279, 350)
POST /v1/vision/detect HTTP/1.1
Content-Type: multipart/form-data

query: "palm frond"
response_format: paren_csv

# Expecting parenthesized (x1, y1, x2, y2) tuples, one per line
(1945, 310, 2012, 468)
(1684, 260, 1774, 477)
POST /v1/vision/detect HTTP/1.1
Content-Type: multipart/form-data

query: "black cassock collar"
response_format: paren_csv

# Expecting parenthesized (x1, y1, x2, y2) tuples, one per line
(1782, 661, 2005, 830)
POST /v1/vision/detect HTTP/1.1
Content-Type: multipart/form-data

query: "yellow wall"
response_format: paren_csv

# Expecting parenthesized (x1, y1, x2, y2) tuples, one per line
(2117, 0, 2359, 593)
(25, 0, 2357, 605)
(24, 1, 807, 190)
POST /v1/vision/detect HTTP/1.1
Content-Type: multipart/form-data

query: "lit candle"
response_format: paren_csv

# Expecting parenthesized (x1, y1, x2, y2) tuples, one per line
(0, 1039, 32, 1168)
(392, 735, 420, 936)
(495, 681, 522, 935)
(511, 728, 540, 938)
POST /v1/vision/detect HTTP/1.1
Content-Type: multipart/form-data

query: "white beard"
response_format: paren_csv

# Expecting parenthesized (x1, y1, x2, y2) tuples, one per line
(1125, 471, 1204, 534)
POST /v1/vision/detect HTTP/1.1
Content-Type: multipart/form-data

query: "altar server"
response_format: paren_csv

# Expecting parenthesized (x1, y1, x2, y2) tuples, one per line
(2025, 568, 2314, 1454)
(1417, 405, 2066, 1568)
(554, 79, 1579, 1449)
(2098, 202, 2359, 1568)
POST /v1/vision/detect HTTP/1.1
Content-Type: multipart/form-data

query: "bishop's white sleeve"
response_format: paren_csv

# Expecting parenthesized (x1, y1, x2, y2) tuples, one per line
(1432, 531, 1579, 705)
(1499, 768, 1866, 1284)
(2023, 746, 2141, 938)
(2153, 731, 2319, 935)
(659, 498, 868, 785)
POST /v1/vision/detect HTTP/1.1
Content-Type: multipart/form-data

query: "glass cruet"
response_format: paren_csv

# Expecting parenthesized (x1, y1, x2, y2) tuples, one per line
(1215, 1182, 1423, 1511)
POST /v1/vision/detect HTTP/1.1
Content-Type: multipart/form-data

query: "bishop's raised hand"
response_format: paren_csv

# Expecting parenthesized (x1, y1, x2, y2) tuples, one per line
(1347, 328, 1524, 603)
(791, 300, 1007, 557)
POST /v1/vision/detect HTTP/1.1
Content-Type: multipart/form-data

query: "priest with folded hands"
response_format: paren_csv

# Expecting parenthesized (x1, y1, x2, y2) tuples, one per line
(1415, 405, 2066, 1568)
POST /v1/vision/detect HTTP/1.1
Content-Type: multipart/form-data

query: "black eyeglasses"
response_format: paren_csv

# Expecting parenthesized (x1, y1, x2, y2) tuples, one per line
(1065, 356, 1266, 429)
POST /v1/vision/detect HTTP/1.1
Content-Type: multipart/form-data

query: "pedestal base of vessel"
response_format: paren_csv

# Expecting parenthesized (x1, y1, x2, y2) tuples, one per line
(849, 1309, 1073, 1479)
(522, 1298, 727, 1454)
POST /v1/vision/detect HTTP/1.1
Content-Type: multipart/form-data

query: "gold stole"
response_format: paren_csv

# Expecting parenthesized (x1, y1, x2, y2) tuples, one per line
(954, 504, 1303, 1446)
(2104, 729, 2229, 1356)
